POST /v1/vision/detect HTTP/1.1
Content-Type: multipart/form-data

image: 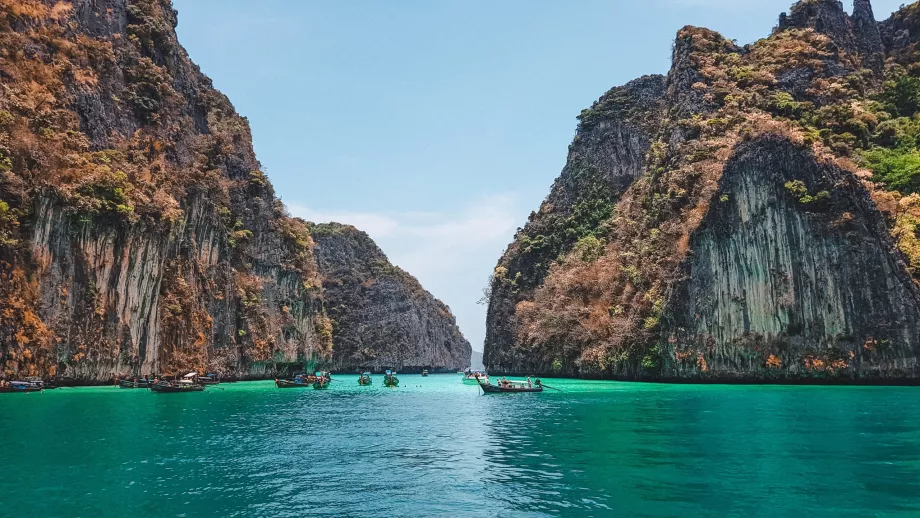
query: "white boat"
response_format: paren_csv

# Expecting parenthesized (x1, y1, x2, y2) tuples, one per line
(461, 370, 488, 385)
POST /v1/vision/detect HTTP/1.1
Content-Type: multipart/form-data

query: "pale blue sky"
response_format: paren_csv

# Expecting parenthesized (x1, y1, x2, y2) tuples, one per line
(173, 0, 904, 352)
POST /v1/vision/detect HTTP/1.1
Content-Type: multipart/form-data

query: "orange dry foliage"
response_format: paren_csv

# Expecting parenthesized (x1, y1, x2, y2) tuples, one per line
(766, 354, 783, 369)
(0, 262, 55, 377)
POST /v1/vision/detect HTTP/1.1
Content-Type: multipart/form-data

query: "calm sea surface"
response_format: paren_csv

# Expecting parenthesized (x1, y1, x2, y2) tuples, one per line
(1, 376, 918, 517)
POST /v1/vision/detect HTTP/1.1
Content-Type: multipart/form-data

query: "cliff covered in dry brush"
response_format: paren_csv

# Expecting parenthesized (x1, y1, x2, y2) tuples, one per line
(0, 0, 469, 381)
(486, 0, 920, 383)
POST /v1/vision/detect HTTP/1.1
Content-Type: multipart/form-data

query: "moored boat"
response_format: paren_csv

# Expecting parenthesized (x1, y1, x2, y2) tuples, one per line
(312, 371, 332, 390)
(275, 372, 319, 388)
(117, 377, 152, 389)
(478, 377, 543, 394)
(383, 370, 399, 387)
(358, 372, 373, 385)
(150, 379, 205, 393)
(198, 373, 220, 385)
(462, 369, 488, 385)
(421, 369, 429, 377)
(0, 380, 43, 393)
(275, 377, 312, 388)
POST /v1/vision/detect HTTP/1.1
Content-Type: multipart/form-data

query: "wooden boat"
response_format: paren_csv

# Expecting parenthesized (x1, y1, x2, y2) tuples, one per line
(478, 377, 543, 394)
(0, 381, 43, 393)
(117, 378, 152, 389)
(23, 376, 52, 389)
(358, 372, 373, 385)
(198, 373, 220, 385)
(383, 370, 399, 387)
(150, 380, 205, 393)
(421, 369, 429, 377)
(313, 378, 330, 390)
(275, 377, 314, 388)
(462, 370, 488, 385)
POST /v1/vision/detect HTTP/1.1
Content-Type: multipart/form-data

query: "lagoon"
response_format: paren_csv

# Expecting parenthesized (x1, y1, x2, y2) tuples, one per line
(1, 376, 918, 517)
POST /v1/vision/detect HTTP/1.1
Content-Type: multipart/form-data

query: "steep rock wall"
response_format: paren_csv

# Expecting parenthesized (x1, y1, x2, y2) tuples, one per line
(485, 0, 920, 383)
(312, 223, 471, 373)
(665, 137, 920, 381)
(483, 75, 667, 371)
(0, 0, 468, 382)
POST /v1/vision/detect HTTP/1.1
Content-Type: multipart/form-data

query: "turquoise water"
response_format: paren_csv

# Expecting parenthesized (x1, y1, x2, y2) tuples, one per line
(1, 376, 919, 517)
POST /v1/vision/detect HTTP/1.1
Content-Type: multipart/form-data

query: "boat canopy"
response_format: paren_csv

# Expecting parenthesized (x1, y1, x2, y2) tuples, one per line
(183, 372, 198, 378)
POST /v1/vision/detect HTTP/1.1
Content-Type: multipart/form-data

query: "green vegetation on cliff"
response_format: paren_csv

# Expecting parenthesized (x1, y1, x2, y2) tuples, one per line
(0, 0, 467, 380)
(485, 0, 920, 382)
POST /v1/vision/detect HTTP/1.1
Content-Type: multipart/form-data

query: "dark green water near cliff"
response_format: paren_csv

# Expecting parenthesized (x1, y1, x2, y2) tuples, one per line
(1, 376, 919, 517)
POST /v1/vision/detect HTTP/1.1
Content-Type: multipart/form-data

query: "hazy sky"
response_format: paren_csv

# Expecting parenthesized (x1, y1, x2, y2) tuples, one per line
(173, 0, 905, 352)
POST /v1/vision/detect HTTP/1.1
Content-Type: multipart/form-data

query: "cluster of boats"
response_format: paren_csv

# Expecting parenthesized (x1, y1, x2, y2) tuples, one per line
(2, 369, 549, 395)
(0, 377, 52, 393)
(275, 371, 332, 389)
(116, 372, 226, 393)
(275, 370, 402, 389)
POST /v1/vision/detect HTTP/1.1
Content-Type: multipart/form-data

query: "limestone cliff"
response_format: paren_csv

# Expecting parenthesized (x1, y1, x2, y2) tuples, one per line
(311, 223, 471, 373)
(485, 0, 920, 383)
(0, 0, 467, 382)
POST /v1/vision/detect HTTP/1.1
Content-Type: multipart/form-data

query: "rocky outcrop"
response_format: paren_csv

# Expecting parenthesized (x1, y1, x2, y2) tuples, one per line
(312, 223, 471, 373)
(483, 75, 667, 371)
(0, 0, 467, 382)
(485, 0, 920, 383)
(665, 136, 920, 381)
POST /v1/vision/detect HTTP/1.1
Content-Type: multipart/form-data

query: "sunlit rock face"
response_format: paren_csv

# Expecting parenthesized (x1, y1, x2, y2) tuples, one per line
(312, 223, 471, 374)
(0, 0, 467, 382)
(485, 0, 920, 382)
(666, 136, 920, 381)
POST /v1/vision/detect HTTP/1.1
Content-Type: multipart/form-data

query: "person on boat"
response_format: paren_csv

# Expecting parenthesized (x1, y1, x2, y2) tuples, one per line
(527, 376, 532, 388)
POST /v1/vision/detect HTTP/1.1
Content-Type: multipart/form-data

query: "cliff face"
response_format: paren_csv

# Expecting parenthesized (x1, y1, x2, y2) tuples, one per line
(484, 75, 667, 371)
(0, 0, 467, 381)
(311, 223, 471, 373)
(485, 0, 920, 382)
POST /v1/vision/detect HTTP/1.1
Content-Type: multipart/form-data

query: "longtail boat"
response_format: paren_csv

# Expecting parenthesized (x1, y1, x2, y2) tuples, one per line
(462, 370, 488, 385)
(421, 369, 429, 377)
(23, 377, 53, 389)
(0, 381, 43, 393)
(117, 378, 152, 389)
(477, 377, 543, 394)
(383, 370, 399, 387)
(275, 377, 314, 388)
(312, 371, 331, 390)
(150, 380, 205, 393)
(198, 373, 220, 385)
(358, 372, 372, 385)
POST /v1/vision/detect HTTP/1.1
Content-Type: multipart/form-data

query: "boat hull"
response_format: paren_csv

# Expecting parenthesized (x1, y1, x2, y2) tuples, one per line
(0, 385, 42, 393)
(478, 381, 543, 393)
(150, 383, 205, 393)
(275, 378, 315, 388)
(117, 379, 151, 389)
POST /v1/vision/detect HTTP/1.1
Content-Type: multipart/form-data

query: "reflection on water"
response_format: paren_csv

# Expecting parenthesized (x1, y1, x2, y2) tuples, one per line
(1, 377, 919, 517)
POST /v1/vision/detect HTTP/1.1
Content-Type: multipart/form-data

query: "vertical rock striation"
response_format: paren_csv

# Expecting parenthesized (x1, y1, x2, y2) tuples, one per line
(485, 0, 920, 383)
(311, 223, 471, 373)
(484, 75, 667, 372)
(0, 0, 469, 382)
